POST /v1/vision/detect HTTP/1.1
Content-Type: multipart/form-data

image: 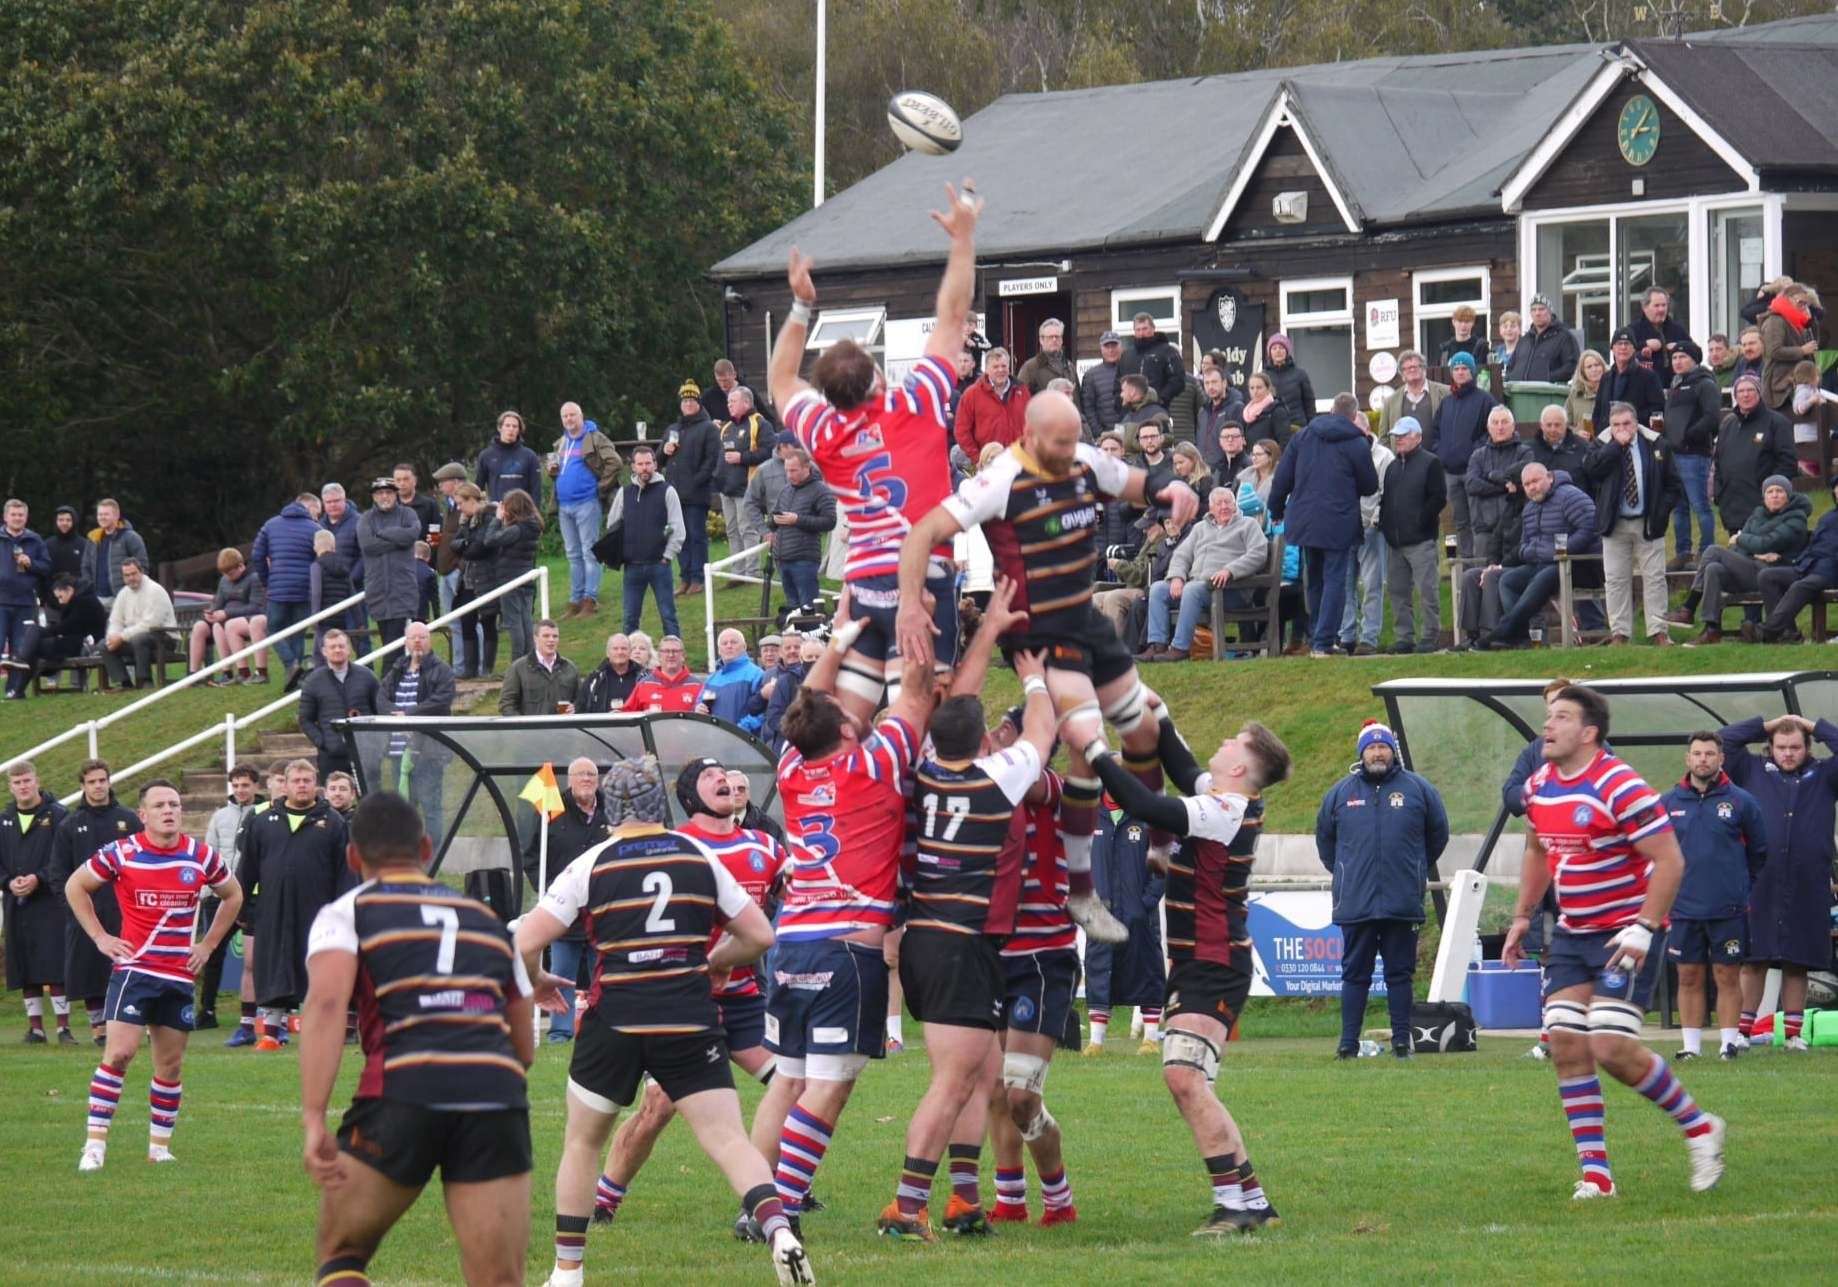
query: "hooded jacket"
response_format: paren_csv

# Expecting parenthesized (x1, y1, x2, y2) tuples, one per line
(1263, 349, 1316, 427)
(1663, 364, 1721, 455)
(768, 472, 837, 566)
(357, 502, 422, 621)
(1517, 470, 1601, 567)
(81, 521, 151, 602)
(209, 567, 267, 621)
(1718, 716, 1838, 968)
(1664, 773, 1767, 921)
(1711, 401, 1797, 532)
(664, 410, 722, 507)
(321, 505, 364, 591)
(1315, 757, 1449, 925)
(698, 655, 765, 732)
(1430, 382, 1498, 475)
(251, 502, 322, 606)
(1267, 413, 1379, 551)
(1731, 491, 1812, 559)
(1122, 331, 1187, 408)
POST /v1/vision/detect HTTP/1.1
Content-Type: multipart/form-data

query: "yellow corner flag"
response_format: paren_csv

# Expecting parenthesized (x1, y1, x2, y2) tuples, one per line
(519, 762, 564, 820)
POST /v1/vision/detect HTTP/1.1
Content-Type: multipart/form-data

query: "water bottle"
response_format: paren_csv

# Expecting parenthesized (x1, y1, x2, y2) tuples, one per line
(1357, 1040, 1384, 1058)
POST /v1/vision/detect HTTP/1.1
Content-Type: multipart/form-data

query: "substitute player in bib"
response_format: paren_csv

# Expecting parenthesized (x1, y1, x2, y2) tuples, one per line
(1502, 685, 1726, 1200)
(896, 390, 1200, 944)
(1066, 714, 1292, 1236)
(514, 757, 811, 1287)
(767, 181, 976, 719)
(754, 599, 934, 1229)
(64, 779, 243, 1172)
(592, 758, 791, 1240)
(300, 792, 538, 1287)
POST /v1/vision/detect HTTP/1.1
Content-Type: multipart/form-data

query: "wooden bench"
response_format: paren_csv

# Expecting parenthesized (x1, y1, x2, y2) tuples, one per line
(34, 655, 113, 695)
(1208, 534, 1286, 660)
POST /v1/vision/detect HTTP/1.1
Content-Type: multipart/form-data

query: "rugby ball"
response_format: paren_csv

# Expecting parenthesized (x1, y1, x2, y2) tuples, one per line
(887, 91, 962, 155)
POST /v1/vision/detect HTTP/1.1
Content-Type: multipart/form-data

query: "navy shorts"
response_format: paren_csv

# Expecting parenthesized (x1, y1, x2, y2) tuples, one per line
(1001, 949, 1079, 1038)
(848, 567, 960, 668)
(104, 969, 196, 1030)
(718, 991, 769, 1052)
(765, 938, 889, 1060)
(1543, 925, 1667, 1009)
(1667, 915, 1748, 966)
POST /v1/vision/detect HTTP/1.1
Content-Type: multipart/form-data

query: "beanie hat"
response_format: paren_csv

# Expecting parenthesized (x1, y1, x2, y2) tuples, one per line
(1268, 332, 1293, 358)
(678, 380, 702, 400)
(1357, 719, 1399, 759)
(1448, 351, 1477, 372)
(1762, 474, 1793, 494)
(674, 757, 726, 819)
(602, 756, 667, 827)
(1734, 371, 1763, 394)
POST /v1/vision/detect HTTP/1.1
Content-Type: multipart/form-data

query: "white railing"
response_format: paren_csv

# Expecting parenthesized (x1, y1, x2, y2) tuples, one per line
(703, 541, 771, 662)
(12, 566, 549, 803)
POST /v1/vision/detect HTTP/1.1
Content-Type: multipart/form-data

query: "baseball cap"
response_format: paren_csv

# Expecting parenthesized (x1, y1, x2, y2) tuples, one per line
(1610, 327, 1634, 346)
(1390, 416, 1423, 437)
(370, 477, 397, 493)
(1099, 330, 1121, 345)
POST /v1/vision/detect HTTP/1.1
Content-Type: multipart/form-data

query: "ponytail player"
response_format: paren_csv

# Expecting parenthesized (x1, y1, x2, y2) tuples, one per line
(65, 779, 243, 1172)
(299, 793, 538, 1287)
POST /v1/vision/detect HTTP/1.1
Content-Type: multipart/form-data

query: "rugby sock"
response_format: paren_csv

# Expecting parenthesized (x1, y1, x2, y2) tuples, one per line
(1633, 1052, 1713, 1138)
(1236, 1157, 1270, 1211)
(51, 989, 70, 1030)
(775, 1106, 833, 1215)
(553, 1214, 589, 1269)
(947, 1143, 982, 1207)
(594, 1175, 627, 1221)
(87, 1062, 125, 1140)
(1720, 1026, 1741, 1051)
(1088, 1011, 1108, 1046)
(25, 995, 44, 1034)
(1040, 1166, 1074, 1211)
(1205, 1153, 1243, 1209)
(1058, 776, 1102, 890)
(261, 1009, 285, 1042)
(84, 998, 104, 1034)
(1681, 1027, 1703, 1056)
(886, 1013, 904, 1048)
(1558, 1074, 1613, 1192)
(1783, 1011, 1804, 1041)
(238, 1001, 256, 1034)
(1123, 750, 1171, 850)
(743, 1183, 790, 1242)
(993, 1167, 1027, 1212)
(314, 1255, 370, 1285)
(1141, 1007, 1162, 1043)
(895, 1155, 937, 1218)
(148, 1078, 181, 1148)
(1739, 1010, 1756, 1038)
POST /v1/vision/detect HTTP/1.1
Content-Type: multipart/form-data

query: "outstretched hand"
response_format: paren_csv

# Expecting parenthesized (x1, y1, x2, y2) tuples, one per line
(928, 180, 983, 242)
(981, 577, 1029, 638)
(787, 247, 816, 303)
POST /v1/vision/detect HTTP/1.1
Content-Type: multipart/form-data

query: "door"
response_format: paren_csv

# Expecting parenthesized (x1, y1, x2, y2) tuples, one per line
(999, 293, 1072, 367)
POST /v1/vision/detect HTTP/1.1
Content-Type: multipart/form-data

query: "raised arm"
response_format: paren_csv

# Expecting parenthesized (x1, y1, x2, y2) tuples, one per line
(922, 181, 982, 362)
(948, 577, 1025, 698)
(1009, 649, 1056, 768)
(768, 249, 819, 413)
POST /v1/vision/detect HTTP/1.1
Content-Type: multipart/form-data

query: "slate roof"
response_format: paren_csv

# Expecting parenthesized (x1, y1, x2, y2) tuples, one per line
(1632, 37, 1838, 174)
(710, 14, 1838, 280)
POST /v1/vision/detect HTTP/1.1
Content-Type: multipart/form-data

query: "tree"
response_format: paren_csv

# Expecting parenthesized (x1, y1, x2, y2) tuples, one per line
(0, 0, 803, 552)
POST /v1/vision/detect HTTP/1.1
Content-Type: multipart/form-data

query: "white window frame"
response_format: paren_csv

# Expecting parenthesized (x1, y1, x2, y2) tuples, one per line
(805, 305, 886, 352)
(1412, 266, 1490, 355)
(1279, 276, 1353, 412)
(1111, 285, 1182, 348)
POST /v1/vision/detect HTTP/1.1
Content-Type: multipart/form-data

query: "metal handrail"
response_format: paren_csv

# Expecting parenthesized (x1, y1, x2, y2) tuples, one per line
(702, 541, 771, 663)
(34, 566, 549, 803)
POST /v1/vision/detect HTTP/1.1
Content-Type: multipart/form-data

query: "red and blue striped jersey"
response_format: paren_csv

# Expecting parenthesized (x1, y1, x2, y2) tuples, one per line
(86, 832, 230, 985)
(777, 715, 919, 940)
(1524, 750, 1672, 933)
(1001, 769, 1076, 956)
(680, 820, 791, 997)
(782, 355, 955, 582)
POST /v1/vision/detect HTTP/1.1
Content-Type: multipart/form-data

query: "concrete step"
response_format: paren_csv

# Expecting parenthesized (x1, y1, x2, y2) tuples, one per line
(254, 733, 316, 759)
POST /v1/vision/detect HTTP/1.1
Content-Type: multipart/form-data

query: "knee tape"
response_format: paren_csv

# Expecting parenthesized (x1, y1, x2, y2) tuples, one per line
(1101, 680, 1154, 735)
(774, 1056, 807, 1080)
(1543, 1000, 1588, 1036)
(1020, 1103, 1058, 1143)
(1001, 1052, 1049, 1096)
(837, 663, 885, 707)
(754, 1056, 779, 1085)
(806, 1052, 870, 1083)
(1056, 698, 1102, 735)
(1161, 1030, 1220, 1086)
(1588, 998, 1644, 1039)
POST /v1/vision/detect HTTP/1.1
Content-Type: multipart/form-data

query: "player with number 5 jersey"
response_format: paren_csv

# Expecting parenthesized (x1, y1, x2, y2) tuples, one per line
(769, 179, 985, 724)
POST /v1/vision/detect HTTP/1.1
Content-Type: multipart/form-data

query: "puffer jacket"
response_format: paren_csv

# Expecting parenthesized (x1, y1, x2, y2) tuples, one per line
(251, 503, 321, 606)
(1315, 759, 1449, 925)
(1266, 413, 1379, 551)
(1264, 354, 1316, 427)
(1663, 364, 1721, 456)
(210, 568, 266, 620)
(1123, 332, 1186, 408)
(1731, 491, 1812, 559)
(1465, 436, 1535, 563)
(481, 517, 541, 590)
(1517, 470, 1600, 566)
(1791, 508, 1838, 582)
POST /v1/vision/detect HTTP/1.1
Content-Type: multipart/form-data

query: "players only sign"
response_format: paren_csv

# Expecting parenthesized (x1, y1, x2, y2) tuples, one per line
(1243, 891, 1388, 997)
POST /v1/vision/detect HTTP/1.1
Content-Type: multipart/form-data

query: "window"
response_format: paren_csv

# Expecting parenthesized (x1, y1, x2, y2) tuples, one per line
(1413, 268, 1490, 360)
(1531, 210, 1690, 354)
(805, 305, 886, 352)
(1111, 286, 1181, 348)
(1536, 218, 1612, 350)
(1711, 207, 1764, 340)
(1618, 212, 1691, 340)
(1279, 277, 1352, 411)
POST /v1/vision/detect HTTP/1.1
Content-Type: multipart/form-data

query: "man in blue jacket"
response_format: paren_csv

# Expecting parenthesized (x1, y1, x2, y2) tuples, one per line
(1663, 732, 1768, 1063)
(1428, 352, 1498, 559)
(1316, 721, 1449, 1059)
(1718, 712, 1838, 1051)
(697, 628, 765, 734)
(1, 500, 51, 700)
(1471, 464, 1599, 650)
(1268, 392, 1379, 657)
(251, 494, 324, 676)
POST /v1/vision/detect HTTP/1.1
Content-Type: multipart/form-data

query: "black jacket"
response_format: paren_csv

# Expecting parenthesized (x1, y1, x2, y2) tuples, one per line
(240, 799, 349, 1006)
(1195, 390, 1249, 470)
(1212, 447, 1254, 495)
(521, 793, 613, 942)
(298, 664, 383, 759)
(44, 530, 89, 598)
(476, 438, 544, 505)
(715, 412, 773, 498)
(1580, 432, 1682, 541)
(1121, 332, 1186, 408)
(1593, 359, 1665, 431)
(1627, 315, 1689, 371)
(1437, 334, 1490, 368)
(49, 590, 107, 646)
(1378, 447, 1449, 548)
(451, 512, 498, 593)
(482, 515, 541, 587)
(1080, 360, 1125, 437)
(1264, 356, 1316, 427)
(768, 473, 837, 566)
(378, 653, 456, 716)
(1430, 383, 1498, 475)
(1663, 365, 1721, 456)
(2, 795, 69, 989)
(1465, 437, 1535, 564)
(50, 796, 138, 998)
(1531, 430, 1591, 479)
(1712, 403, 1798, 532)
(665, 411, 722, 506)
(580, 660, 644, 713)
(1506, 323, 1580, 383)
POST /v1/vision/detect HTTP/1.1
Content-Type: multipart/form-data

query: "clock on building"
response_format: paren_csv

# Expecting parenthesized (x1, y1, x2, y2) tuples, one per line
(1617, 94, 1660, 167)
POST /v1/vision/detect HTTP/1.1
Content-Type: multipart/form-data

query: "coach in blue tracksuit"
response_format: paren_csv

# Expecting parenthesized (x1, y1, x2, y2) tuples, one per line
(1085, 806, 1165, 1048)
(1663, 733, 1767, 1061)
(1317, 721, 1449, 1059)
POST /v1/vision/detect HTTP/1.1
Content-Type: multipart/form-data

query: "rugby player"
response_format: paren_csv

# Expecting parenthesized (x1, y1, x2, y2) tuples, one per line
(514, 757, 811, 1287)
(64, 779, 244, 1172)
(877, 592, 1055, 1242)
(766, 180, 977, 722)
(895, 389, 1200, 943)
(1503, 686, 1726, 1199)
(591, 758, 792, 1241)
(1066, 714, 1292, 1236)
(299, 792, 537, 1287)
(753, 596, 934, 1228)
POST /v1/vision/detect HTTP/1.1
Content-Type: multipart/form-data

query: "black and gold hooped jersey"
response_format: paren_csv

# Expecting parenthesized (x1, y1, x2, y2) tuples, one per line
(908, 744, 1041, 937)
(306, 873, 532, 1110)
(538, 823, 753, 1035)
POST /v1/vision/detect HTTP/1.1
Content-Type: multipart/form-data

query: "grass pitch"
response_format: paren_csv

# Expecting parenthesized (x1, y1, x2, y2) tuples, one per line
(3, 1009, 1834, 1285)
